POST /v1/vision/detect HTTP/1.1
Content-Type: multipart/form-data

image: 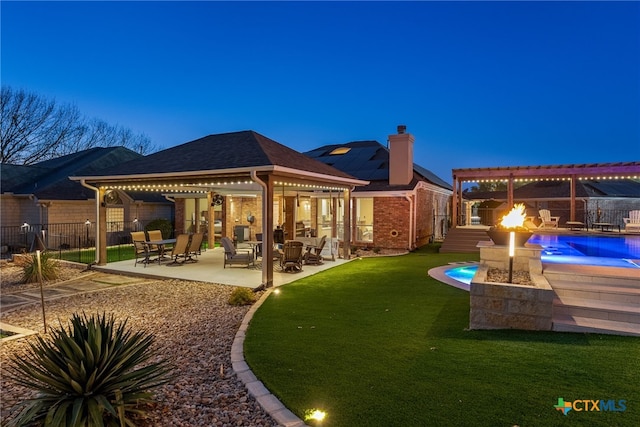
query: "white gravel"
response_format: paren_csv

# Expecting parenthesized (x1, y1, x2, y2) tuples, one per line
(0, 263, 278, 426)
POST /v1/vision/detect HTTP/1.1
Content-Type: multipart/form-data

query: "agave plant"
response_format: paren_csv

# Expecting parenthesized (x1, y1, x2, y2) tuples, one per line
(6, 312, 174, 427)
(20, 251, 59, 283)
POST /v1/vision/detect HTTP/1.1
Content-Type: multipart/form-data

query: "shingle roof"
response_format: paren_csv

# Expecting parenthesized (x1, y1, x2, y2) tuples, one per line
(100, 131, 356, 180)
(1, 147, 164, 201)
(304, 140, 452, 191)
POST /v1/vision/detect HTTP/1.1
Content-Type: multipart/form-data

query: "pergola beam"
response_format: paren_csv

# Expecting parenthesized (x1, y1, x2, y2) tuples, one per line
(451, 162, 640, 227)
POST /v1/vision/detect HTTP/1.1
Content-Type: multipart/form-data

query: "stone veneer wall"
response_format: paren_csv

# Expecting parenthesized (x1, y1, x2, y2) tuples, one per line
(470, 244, 554, 331)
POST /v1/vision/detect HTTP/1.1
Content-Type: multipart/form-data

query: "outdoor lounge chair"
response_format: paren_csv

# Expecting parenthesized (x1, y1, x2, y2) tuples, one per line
(168, 234, 191, 265)
(538, 209, 559, 228)
(221, 236, 253, 268)
(304, 235, 326, 265)
(623, 210, 640, 233)
(280, 241, 304, 272)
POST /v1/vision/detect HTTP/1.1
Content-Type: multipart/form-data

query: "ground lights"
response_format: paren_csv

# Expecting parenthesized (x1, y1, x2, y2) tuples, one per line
(304, 408, 327, 423)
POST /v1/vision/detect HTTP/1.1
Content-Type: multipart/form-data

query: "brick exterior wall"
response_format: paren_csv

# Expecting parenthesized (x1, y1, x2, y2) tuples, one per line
(373, 197, 411, 249)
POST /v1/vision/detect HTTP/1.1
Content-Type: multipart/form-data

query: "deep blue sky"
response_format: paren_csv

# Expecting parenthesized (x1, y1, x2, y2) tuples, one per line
(3, 1, 639, 184)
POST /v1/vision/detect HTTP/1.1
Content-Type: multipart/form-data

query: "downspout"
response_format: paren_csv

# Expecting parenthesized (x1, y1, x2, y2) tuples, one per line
(405, 195, 414, 250)
(80, 179, 99, 265)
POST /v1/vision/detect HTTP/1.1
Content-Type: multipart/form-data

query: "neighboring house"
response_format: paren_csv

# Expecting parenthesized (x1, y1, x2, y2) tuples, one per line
(462, 179, 640, 228)
(305, 126, 452, 249)
(1, 147, 174, 253)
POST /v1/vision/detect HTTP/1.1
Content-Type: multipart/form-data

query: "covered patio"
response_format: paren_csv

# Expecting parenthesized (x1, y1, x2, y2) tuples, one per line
(92, 245, 351, 288)
(71, 131, 368, 288)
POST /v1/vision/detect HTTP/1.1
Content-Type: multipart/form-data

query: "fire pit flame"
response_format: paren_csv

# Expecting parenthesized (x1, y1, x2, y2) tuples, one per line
(499, 203, 527, 229)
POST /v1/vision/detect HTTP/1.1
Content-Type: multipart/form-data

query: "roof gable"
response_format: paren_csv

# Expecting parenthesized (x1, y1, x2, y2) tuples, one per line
(101, 131, 355, 179)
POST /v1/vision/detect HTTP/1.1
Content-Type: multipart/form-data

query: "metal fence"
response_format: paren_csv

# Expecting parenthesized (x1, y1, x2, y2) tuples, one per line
(464, 207, 637, 229)
(0, 220, 166, 263)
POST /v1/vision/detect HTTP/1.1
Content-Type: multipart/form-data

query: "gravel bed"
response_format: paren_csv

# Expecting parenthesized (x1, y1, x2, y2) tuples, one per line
(487, 268, 533, 286)
(0, 264, 278, 426)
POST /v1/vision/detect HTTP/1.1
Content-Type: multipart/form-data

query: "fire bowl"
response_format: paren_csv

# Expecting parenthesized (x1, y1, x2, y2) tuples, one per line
(486, 228, 533, 247)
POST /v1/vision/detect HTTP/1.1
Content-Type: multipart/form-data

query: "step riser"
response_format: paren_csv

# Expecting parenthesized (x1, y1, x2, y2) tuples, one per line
(553, 305, 640, 324)
(545, 273, 640, 288)
(553, 323, 640, 336)
(554, 289, 640, 305)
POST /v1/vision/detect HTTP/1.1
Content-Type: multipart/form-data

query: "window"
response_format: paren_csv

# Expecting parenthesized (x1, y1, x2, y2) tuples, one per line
(106, 207, 124, 232)
(355, 198, 373, 242)
(329, 147, 351, 155)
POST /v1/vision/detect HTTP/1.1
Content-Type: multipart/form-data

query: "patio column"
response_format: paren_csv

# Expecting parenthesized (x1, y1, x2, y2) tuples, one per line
(98, 187, 107, 265)
(570, 175, 576, 221)
(343, 189, 351, 260)
(207, 192, 215, 249)
(507, 174, 514, 208)
(255, 172, 274, 288)
(452, 174, 458, 228)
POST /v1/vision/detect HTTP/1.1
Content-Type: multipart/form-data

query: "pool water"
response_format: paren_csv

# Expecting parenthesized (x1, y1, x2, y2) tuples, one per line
(528, 234, 640, 268)
(445, 234, 640, 285)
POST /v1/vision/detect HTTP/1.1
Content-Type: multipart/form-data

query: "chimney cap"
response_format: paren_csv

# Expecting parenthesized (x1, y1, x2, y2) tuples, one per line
(397, 125, 407, 134)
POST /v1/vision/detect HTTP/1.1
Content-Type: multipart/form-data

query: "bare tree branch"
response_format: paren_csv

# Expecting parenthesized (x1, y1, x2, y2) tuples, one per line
(1, 86, 158, 164)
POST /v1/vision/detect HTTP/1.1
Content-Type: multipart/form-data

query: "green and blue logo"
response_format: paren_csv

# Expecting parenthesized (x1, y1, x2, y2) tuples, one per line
(554, 398, 627, 416)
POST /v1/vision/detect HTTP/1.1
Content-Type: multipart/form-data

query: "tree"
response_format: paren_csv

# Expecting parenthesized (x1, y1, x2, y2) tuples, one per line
(1, 86, 157, 164)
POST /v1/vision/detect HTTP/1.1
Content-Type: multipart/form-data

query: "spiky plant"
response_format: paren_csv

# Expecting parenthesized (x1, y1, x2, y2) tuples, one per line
(19, 250, 59, 283)
(6, 312, 174, 427)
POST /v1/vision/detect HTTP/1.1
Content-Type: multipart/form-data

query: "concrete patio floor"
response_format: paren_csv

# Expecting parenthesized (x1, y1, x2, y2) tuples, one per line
(92, 246, 352, 288)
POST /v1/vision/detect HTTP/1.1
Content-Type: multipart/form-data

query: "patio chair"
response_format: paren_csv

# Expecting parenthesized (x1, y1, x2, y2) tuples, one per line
(280, 241, 304, 272)
(168, 234, 191, 265)
(623, 210, 640, 233)
(147, 229, 164, 252)
(184, 232, 204, 262)
(131, 231, 156, 267)
(304, 235, 326, 265)
(221, 236, 253, 268)
(255, 233, 263, 258)
(538, 209, 559, 229)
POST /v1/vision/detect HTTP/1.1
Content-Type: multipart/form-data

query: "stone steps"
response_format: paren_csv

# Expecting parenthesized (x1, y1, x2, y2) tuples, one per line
(552, 314, 640, 336)
(546, 265, 640, 336)
(440, 227, 491, 253)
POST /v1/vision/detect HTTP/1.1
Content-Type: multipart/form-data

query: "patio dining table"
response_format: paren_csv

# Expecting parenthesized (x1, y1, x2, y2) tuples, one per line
(145, 238, 176, 262)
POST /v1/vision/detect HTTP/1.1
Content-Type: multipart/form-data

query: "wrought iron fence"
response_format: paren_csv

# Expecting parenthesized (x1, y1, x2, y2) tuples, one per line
(0, 220, 167, 263)
(461, 207, 638, 229)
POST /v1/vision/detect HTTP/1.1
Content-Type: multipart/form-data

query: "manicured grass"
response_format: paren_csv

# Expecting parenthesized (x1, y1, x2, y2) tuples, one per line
(244, 247, 640, 427)
(54, 242, 217, 264)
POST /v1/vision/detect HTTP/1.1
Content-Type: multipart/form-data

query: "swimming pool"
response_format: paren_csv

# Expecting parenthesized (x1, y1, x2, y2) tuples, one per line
(444, 234, 640, 285)
(529, 234, 640, 268)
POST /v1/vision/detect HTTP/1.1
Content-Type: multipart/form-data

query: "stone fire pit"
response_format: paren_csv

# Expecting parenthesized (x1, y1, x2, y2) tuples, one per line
(469, 238, 554, 331)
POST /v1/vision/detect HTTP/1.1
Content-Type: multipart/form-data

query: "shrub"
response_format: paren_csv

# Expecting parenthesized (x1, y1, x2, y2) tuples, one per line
(19, 251, 60, 283)
(144, 218, 173, 239)
(228, 287, 256, 306)
(6, 312, 174, 427)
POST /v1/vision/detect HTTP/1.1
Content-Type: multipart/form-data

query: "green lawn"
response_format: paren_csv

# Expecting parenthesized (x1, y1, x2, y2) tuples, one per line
(244, 247, 640, 427)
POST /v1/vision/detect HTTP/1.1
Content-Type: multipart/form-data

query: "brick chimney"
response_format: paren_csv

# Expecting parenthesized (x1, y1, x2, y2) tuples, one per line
(388, 124, 414, 185)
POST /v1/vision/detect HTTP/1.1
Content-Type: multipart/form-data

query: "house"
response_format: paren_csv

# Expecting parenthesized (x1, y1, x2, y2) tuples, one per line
(305, 125, 452, 249)
(1, 147, 173, 253)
